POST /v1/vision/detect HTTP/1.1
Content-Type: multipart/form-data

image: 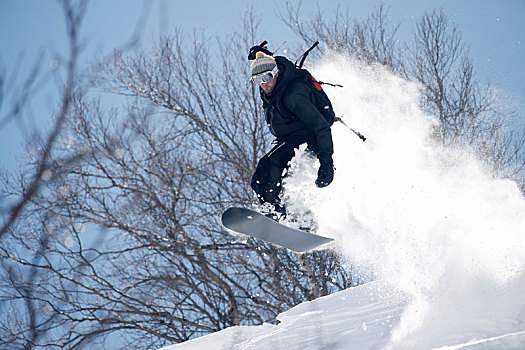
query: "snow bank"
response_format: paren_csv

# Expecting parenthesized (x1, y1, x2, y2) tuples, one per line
(285, 55, 525, 348)
(161, 281, 407, 350)
(162, 279, 525, 349)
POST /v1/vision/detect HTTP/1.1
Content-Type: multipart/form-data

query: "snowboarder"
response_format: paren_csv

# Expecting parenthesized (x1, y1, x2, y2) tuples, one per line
(248, 43, 335, 220)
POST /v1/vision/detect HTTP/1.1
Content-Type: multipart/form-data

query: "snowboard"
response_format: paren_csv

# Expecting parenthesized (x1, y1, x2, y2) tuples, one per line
(221, 207, 334, 252)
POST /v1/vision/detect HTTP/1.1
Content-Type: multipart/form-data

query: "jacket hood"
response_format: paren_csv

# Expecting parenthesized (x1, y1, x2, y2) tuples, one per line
(269, 56, 297, 95)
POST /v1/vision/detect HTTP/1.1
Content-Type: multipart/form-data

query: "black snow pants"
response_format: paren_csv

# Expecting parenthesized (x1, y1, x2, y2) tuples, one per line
(251, 135, 317, 212)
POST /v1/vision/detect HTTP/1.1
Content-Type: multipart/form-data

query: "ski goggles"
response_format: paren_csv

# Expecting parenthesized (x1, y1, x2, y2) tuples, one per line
(250, 66, 278, 86)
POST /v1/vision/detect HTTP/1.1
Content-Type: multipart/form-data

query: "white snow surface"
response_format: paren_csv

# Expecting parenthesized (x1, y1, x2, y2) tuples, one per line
(162, 55, 525, 349)
(161, 279, 525, 350)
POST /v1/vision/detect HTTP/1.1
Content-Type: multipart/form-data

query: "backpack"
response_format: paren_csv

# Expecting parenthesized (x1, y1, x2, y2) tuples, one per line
(294, 67, 336, 126)
(294, 41, 340, 126)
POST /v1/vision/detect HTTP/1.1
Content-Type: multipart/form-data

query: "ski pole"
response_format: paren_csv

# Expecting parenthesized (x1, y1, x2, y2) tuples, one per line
(335, 117, 366, 142)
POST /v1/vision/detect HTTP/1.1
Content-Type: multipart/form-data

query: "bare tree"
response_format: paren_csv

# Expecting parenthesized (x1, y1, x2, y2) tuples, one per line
(0, 1, 87, 348)
(280, 2, 402, 69)
(409, 9, 525, 187)
(0, 0, 86, 241)
(0, 11, 352, 349)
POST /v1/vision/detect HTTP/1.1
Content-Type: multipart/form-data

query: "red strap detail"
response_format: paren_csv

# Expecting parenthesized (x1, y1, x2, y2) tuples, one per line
(311, 75, 323, 91)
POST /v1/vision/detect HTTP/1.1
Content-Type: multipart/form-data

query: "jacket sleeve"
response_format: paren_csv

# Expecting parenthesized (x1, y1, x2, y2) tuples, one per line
(282, 83, 334, 160)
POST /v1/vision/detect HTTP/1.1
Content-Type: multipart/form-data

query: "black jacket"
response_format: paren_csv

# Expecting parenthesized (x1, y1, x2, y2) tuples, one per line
(261, 56, 334, 160)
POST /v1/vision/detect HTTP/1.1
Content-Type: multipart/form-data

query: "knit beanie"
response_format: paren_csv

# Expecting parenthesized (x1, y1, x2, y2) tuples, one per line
(250, 52, 277, 77)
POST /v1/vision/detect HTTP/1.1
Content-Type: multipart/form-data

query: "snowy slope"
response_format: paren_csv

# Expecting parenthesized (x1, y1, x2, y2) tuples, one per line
(163, 54, 525, 349)
(161, 279, 525, 349)
(161, 281, 407, 350)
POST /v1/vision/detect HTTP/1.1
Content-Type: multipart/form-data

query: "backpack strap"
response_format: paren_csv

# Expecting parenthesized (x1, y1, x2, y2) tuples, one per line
(317, 81, 343, 88)
(295, 41, 319, 69)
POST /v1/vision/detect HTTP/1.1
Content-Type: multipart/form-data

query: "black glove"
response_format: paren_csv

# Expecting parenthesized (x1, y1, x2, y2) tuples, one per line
(315, 157, 334, 188)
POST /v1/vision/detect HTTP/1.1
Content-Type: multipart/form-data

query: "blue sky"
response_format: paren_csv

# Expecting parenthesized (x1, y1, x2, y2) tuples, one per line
(1, 0, 524, 170)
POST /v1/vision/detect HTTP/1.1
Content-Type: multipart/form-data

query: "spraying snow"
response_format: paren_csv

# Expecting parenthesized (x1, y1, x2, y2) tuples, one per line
(164, 54, 525, 349)
(284, 54, 525, 348)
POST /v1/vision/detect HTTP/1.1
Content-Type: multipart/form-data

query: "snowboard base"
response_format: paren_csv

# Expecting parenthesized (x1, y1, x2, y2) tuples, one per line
(221, 207, 334, 252)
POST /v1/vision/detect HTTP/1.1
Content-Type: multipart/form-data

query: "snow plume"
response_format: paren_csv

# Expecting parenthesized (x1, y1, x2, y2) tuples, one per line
(283, 54, 525, 348)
